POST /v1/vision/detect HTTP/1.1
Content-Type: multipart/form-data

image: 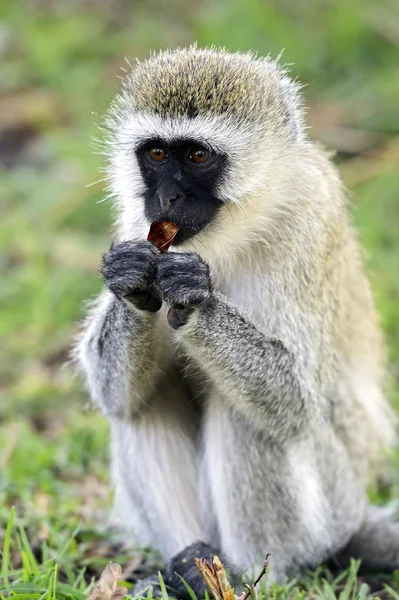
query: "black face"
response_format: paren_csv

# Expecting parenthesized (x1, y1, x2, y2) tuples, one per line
(136, 138, 227, 245)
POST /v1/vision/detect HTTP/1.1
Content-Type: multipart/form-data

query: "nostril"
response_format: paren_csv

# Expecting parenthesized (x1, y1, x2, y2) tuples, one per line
(158, 192, 180, 212)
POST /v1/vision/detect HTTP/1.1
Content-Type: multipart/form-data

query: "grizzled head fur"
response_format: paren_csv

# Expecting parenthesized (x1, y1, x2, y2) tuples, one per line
(124, 47, 303, 128)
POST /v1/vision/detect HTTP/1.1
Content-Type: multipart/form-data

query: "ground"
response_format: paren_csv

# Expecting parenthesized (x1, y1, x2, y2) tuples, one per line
(0, 0, 399, 598)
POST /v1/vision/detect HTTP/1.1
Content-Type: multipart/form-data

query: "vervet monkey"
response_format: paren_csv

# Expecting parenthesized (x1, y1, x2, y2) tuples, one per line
(75, 47, 399, 596)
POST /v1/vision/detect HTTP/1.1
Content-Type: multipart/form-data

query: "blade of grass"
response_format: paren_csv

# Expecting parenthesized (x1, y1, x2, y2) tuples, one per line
(1, 506, 15, 589)
(2, 594, 41, 600)
(19, 524, 40, 577)
(384, 585, 399, 600)
(21, 550, 32, 581)
(147, 585, 153, 600)
(42, 541, 49, 563)
(40, 566, 56, 600)
(64, 556, 75, 588)
(337, 560, 360, 600)
(158, 571, 169, 600)
(357, 583, 371, 600)
(51, 563, 58, 600)
(58, 524, 81, 558)
(74, 566, 87, 590)
(175, 573, 199, 600)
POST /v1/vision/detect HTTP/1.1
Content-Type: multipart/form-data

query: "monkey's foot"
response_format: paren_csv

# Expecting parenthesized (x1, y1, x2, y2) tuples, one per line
(132, 542, 242, 599)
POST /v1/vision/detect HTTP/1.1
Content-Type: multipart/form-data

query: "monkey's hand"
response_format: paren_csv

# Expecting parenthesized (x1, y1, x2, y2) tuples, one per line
(101, 240, 162, 312)
(155, 252, 212, 328)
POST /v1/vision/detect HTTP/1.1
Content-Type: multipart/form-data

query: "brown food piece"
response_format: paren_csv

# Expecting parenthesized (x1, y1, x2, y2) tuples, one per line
(147, 221, 179, 252)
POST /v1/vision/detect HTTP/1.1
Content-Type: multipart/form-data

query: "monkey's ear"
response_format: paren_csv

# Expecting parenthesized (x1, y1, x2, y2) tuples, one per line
(278, 75, 306, 142)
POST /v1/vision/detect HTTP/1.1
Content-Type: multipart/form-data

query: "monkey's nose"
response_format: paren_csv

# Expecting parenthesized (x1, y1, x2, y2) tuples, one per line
(158, 192, 179, 212)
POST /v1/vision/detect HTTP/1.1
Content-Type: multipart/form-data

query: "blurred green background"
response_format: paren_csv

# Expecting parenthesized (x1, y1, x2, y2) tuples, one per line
(0, 0, 398, 595)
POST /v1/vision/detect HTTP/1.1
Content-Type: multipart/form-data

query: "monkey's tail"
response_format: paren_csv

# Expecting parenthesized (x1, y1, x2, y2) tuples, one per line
(334, 505, 399, 571)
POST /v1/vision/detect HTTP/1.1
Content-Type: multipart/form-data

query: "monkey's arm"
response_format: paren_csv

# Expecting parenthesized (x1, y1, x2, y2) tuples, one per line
(75, 290, 169, 419)
(155, 252, 323, 435)
(180, 295, 321, 434)
(75, 241, 170, 419)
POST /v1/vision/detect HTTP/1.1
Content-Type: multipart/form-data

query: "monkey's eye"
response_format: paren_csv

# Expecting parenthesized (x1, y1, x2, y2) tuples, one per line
(187, 147, 209, 164)
(149, 148, 167, 162)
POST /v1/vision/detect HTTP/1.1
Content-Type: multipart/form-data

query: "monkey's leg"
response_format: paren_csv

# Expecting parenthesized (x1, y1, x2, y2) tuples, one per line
(199, 400, 296, 581)
(333, 505, 399, 571)
(109, 377, 205, 562)
(198, 396, 366, 583)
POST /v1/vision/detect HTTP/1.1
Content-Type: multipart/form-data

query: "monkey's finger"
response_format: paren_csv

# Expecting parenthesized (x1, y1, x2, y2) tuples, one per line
(167, 305, 195, 329)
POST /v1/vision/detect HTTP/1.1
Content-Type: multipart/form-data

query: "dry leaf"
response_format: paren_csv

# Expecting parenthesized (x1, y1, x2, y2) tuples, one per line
(110, 586, 128, 600)
(86, 562, 126, 600)
(213, 556, 236, 600)
(196, 554, 269, 600)
(195, 556, 236, 600)
(195, 557, 225, 600)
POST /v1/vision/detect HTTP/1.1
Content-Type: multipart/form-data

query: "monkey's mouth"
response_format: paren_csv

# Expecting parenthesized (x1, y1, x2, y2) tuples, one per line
(148, 214, 206, 247)
(144, 195, 226, 248)
(171, 227, 199, 246)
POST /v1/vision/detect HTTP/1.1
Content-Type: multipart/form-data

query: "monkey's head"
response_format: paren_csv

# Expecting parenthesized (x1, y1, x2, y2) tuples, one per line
(107, 47, 307, 268)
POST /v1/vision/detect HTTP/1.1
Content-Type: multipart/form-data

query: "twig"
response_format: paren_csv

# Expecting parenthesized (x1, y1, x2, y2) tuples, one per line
(241, 583, 252, 600)
(240, 554, 270, 600)
(253, 554, 270, 588)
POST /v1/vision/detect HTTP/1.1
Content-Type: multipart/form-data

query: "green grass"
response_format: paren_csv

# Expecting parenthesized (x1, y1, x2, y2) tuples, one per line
(2, 505, 399, 600)
(1, 0, 399, 598)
